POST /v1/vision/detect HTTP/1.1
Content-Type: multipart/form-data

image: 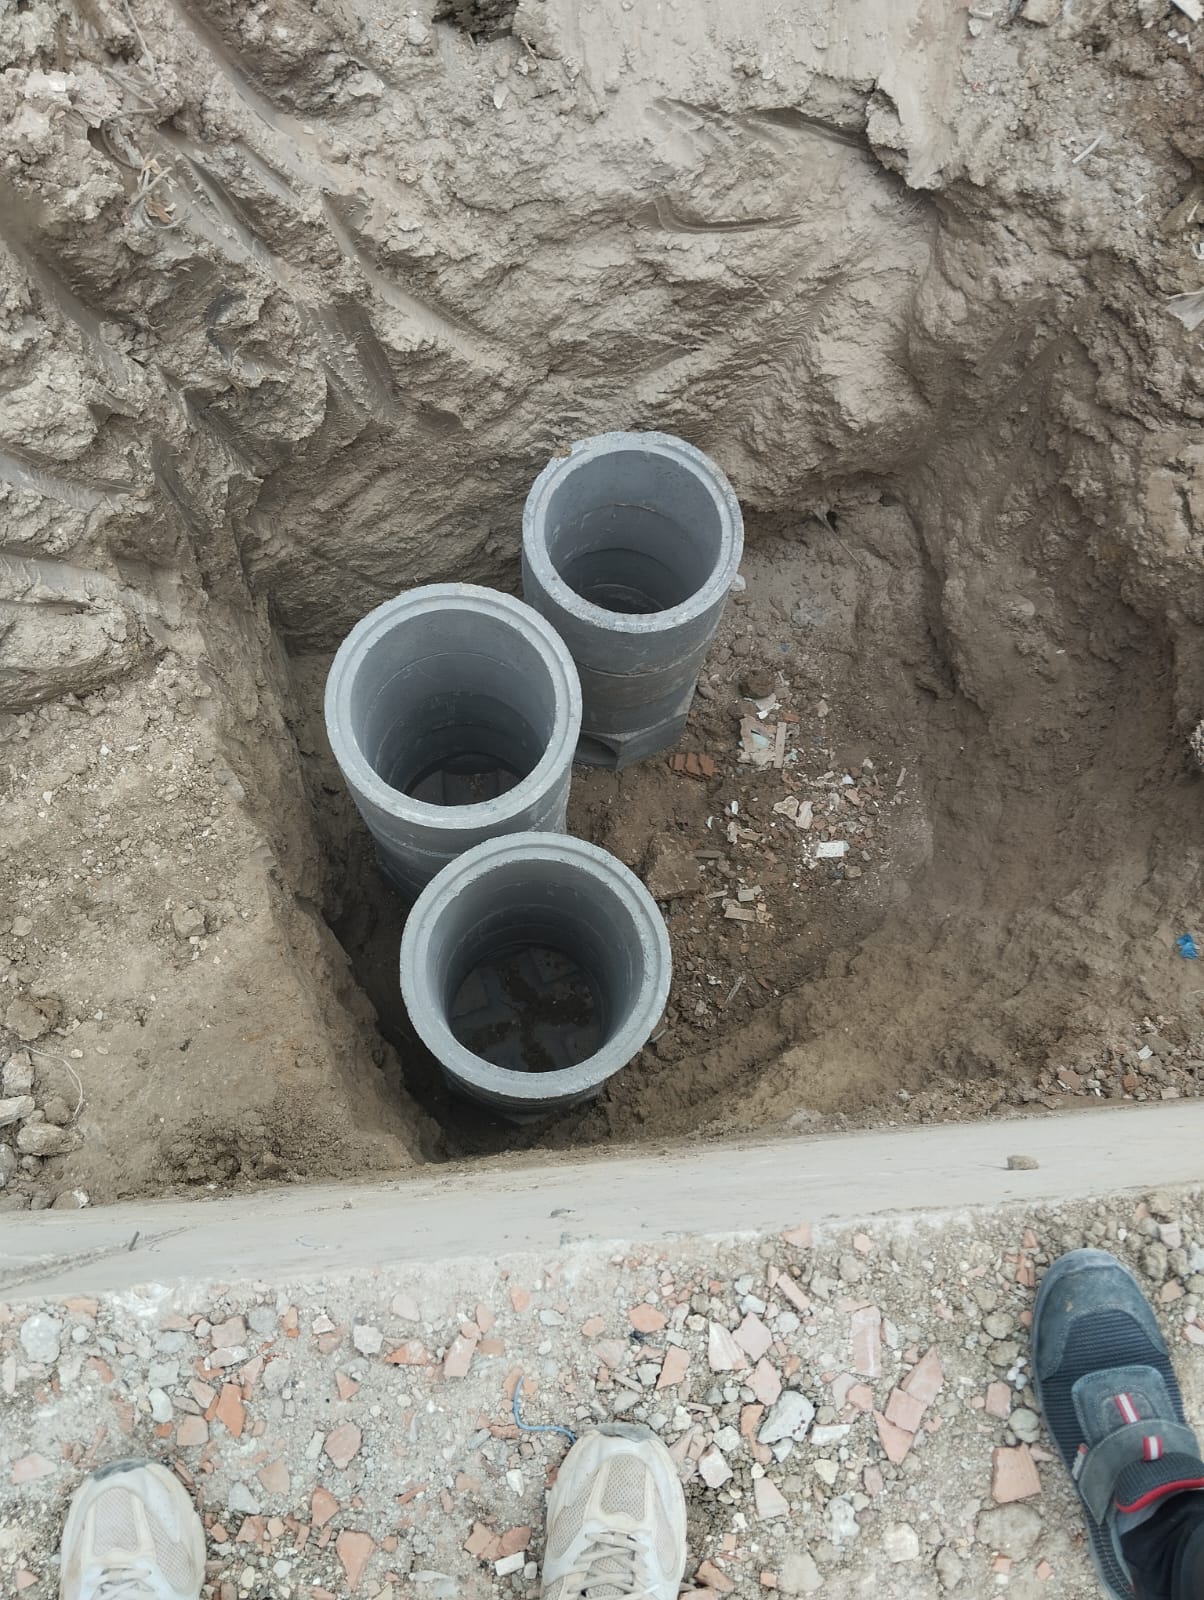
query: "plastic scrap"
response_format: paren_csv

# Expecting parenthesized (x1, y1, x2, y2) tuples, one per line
(1177, 933, 1199, 960)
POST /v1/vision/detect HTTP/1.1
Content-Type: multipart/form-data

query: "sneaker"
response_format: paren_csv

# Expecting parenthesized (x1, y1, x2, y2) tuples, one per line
(60, 1459, 206, 1600)
(541, 1423, 688, 1600)
(1032, 1248, 1204, 1600)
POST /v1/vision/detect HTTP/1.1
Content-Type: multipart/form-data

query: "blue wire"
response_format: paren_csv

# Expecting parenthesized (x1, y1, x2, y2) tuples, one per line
(513, 1384, 577, 1445)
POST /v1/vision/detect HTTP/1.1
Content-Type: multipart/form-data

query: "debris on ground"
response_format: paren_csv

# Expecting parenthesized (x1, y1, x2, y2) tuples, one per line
(3, 1191, 1202, 1599)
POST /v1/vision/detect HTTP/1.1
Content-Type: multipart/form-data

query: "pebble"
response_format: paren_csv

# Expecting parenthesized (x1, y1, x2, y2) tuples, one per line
(1007, 1154, 1039, 1170)
(699, 1447, 733, 1488)
(352, 1324, 383, 1356)
(16, 1123, 75, 1156)
(148, 1388, 173, 1423)
(20, 1314, 62, 1365)
(883, 1524, 920, 1563)
(976, 1502, 1043, 1558)
(1009, 1406, 1041, 1444)
(759, 1391, 815, 1444)
(0, 1096, 35, 1127)
(1, 1052, 33, 1094)
(935, 1547, 964, 1590)
(778, 1551, 822, 1595)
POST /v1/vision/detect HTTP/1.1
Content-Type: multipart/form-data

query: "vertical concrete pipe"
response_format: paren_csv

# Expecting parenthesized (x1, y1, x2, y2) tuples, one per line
(521, 430, 744, 769)
(399, 833, 672, 1116)
(324, 585, 582, 896)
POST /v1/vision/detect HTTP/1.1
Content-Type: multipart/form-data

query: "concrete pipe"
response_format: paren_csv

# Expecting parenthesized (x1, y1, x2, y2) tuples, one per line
(522, 430, 744, 769)
(400, 833, 672, 1116)
(324, 585, 582, 896)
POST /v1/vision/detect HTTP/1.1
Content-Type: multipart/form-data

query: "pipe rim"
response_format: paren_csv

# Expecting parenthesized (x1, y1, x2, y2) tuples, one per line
(522, 431, 744, 636)
(324, 585, 582, 834)
(399, 833, 672, 1104)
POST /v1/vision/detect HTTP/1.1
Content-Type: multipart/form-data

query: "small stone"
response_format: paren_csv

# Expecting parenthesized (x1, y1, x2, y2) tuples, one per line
(42, 1097, 72, 1127)
(758, 1391, 815, 1444)
(696, 1560, 735, 1593)
(324, 1422, 362, 1469)
(985, 1381, 1012, 1419)
(976, 1503, 1043, 1558)
(310, 1488, 339, 1528)
(5, 999, 50, 1042)
(335, 1530, 375, 1592)
(171, 906, 205, 939)
(352, 1325, 383, 1356)
(883, 1524, 920, 1563)
(1009, 1406, 1041, 1444)
(17, 1123, 76, 1156)
(20, 1314, 62, 1365)
(734, 1312, 773, 1361)
(777, 1551, 822, 1595)
(849, 1307, 882, 1378)
(148, 1388, 173, 1423)
(257, 1460, 290, 1496)
(698, 1447, 732, 1489)
(754, 1477, 790, 1520)
(210, 1315, 247, 1349)
(752, 1358, 782, 1406)
(1, 1052, 33, 1095)
(813, 1459, 838, 1487)
(628, 1304, 667, 1334)
(983, 1312, 1015, 1341)
(992, 1445, 1041, 1504)
(444, 1334, 477, 1378)
(935, 1547, 964, 1591)
(1142, 1243, 1170, 1283)
(707, 1322, 747, 1373)
(0, 1145, 18, 1188)
(0, 1096, 35, 1127)
(1007, 1154, 1039, 1170)
(657, 1346, 690, 1389)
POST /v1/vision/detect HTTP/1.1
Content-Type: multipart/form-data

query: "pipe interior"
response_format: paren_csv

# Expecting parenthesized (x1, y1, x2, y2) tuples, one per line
(350, 608, 559, 805)
(429, 859, 649, 1075)
(543, 449, 724, 615)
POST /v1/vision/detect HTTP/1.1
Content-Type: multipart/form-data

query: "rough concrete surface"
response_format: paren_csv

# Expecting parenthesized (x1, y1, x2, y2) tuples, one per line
(2, 2, 1204, 1193)
(3, 1185, 1204, 1599)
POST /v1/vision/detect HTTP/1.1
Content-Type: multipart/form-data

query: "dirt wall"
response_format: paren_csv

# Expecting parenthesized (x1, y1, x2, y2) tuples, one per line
(1, 0, 1203, 1199)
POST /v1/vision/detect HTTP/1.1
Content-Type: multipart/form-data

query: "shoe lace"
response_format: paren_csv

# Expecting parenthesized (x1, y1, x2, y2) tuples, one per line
(91, 1569, 158, 1600)
(568, 1526, 654, 1600)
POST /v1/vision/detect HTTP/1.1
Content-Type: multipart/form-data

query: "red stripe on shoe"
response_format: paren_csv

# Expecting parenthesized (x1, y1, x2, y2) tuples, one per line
(1143, 1437, 1163, 1462)
(1116, 1477, 1204, 1514)
(1114, 1393, 1140, 1425)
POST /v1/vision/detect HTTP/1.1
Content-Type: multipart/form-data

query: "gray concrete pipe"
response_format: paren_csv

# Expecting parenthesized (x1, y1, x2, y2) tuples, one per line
(521, 430, 744, 769)
(324, 585, 582, 896)
(399, 833, 672, 1116)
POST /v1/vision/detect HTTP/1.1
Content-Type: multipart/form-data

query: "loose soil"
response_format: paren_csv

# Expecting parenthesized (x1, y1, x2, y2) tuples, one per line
(2, 0, 1204, 1200)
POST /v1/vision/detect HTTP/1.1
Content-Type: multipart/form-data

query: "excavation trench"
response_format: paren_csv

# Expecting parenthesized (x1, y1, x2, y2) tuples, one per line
(1, 0, 1203, 1203)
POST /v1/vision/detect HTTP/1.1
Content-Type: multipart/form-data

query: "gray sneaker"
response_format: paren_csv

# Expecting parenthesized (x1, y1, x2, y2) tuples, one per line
(59, 1459, 206, 1600)
(541, 1423, 688, 1600)
(1032, 1248, 1204, 1600)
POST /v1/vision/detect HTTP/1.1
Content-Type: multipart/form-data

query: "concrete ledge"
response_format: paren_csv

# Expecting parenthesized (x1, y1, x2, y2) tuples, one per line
(3, 1103, 1201, 1296)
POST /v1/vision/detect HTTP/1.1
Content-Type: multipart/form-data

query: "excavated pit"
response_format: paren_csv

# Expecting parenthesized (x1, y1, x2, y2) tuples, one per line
(1, 0, 1203, 1202)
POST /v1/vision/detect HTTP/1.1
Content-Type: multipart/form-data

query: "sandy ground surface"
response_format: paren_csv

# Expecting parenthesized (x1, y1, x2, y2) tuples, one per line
(3, 0, 1204, 1200)
(3, 1184, 1204, 1599)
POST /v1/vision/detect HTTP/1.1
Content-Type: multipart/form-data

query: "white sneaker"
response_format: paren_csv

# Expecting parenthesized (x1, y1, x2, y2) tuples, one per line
(59, 1459, 206, 1600)
(541, 1423, 688, 1600)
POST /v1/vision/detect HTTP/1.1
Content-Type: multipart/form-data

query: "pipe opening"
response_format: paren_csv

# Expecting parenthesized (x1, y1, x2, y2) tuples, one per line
(407, 844, 665, 1107)
(543, 448, 725, 615)
(449, 942, 602, 1072)
(350, 611, 560, 808)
